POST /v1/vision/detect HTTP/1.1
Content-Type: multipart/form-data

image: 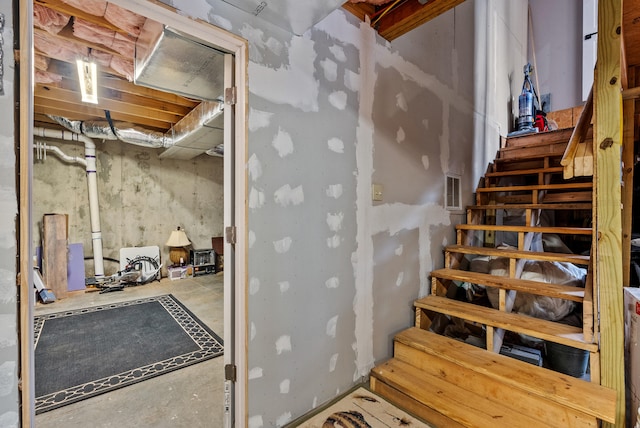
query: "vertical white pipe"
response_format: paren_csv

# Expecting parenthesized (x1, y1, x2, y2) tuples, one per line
(33, 128, 105, 279)
(83, 141, 104, 279)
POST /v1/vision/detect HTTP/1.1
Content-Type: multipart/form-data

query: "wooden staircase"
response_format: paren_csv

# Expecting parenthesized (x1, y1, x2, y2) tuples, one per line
(369, 128, 617, 427)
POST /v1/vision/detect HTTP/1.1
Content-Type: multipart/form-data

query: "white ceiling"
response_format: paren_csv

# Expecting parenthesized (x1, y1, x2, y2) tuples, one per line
(221, 0, 346, 35)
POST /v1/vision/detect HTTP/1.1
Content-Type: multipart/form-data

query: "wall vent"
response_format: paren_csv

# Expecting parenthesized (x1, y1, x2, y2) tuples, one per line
(446, 174, 461, 211)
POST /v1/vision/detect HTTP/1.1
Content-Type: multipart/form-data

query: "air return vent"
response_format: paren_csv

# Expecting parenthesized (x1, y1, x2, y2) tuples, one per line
(446, 174, 461, 211)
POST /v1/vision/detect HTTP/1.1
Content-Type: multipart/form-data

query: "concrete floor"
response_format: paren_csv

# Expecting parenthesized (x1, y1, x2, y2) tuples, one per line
(33, 273, 225, 428)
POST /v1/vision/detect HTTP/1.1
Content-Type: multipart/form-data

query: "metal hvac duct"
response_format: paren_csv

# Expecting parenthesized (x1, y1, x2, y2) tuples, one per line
(134, 20, 225, 102)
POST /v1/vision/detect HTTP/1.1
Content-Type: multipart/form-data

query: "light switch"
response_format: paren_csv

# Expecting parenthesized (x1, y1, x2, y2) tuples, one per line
(372, 183, 383, 202)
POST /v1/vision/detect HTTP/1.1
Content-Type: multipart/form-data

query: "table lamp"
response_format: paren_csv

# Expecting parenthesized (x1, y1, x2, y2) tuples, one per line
(166, 226, 191, 266)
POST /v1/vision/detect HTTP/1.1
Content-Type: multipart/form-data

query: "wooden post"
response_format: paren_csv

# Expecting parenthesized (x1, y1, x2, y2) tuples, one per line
(594, 0, 625, 426)
(622, 99, 635, 286)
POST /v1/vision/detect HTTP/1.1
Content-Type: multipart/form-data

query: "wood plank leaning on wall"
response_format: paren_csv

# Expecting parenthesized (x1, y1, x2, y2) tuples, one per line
(19, 0, 35, 424)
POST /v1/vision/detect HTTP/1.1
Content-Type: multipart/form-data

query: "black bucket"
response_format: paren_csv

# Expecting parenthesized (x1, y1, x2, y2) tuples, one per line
(545, 341, 589, 378)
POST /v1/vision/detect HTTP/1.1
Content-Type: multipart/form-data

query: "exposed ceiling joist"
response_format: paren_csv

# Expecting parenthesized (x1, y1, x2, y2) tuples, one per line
(344, 0, 466, 41)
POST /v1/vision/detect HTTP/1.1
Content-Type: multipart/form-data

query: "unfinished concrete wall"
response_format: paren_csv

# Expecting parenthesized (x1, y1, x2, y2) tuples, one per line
(528, 0, 583, 111)
(32, 141, 223, 277)
(0, 0, 20, 425)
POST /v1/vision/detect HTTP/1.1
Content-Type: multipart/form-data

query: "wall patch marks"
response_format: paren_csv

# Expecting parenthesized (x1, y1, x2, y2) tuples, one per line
(325, 277, 340, 289)
(250, 277, 260, 295)
(326, 212, 344, 231)
(321, 58, 338, 82)
(273, 237, 292, 254)
(248, 154, 263, 181)
(275, 335, 292, 355)
(326, 315, 338, 338)
(278, 281, 290, 293)
(329, 353, 339, 372)
(328, 91, 347, 110)
(422, 155, 430, 171)
(248, 108, 273, 132)
(249, 187, 265, 209)
(327, 137, 344, 154)
(329, 45, 347, 62)
(326, 184, 343, 199)
(274, 184, 304, 207)
(396, 92, 408, 111)
(272, 127, 294, 158)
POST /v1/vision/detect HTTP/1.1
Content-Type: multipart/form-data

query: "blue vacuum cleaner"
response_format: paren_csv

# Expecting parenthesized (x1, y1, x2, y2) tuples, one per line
(508, 63, 542, 137)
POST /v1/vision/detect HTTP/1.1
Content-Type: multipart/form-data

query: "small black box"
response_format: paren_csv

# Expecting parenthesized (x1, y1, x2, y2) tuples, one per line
(190, 249, 216, 276)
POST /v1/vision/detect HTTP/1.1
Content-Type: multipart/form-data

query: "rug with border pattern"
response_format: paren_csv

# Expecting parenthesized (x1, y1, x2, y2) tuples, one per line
(34, 294, 223, 414)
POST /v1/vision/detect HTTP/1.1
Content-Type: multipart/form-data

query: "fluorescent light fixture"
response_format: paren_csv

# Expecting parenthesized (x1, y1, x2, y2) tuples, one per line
(76, 59, 98, 104)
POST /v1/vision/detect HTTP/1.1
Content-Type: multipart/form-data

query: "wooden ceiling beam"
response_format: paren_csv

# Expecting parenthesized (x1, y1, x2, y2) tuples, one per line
(35, 103, 170, 132)
(99, 77, 200, 108)
(376, 0, 466, 41)
(343, 0, 466, 41)
(36, 81, 194, 117)
(34, 96, 175, 130)
(35, 85, 184, 124)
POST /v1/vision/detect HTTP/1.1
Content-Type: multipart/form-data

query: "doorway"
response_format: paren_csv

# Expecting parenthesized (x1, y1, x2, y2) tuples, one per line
(19, 1, 248, 426)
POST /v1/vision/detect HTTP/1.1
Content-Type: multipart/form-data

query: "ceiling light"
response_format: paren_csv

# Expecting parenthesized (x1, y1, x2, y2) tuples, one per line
(76, 59, 98, 104)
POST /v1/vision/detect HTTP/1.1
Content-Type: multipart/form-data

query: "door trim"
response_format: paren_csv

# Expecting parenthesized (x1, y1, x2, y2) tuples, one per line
(19, 1, 249, 426)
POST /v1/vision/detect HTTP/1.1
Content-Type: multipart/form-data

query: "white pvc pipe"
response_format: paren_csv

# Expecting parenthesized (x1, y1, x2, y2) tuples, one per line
(34, 127, 105, 279)
(35, 141, 87, 166)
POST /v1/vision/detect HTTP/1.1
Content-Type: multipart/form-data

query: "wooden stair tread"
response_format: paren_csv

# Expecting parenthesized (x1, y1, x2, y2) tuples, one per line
(445, 245, 590, 265)
(456, 223, 592, 235)
(393, 327, 616, 423)
(542, 191, 592, 203)
(485, 166, 564, 177)
(468, 203, 592, 210)
(414, 295, 597, 351)
(431, 268, 585, 302)
(476, 182, 592, 192)
(504, 128, 575, 147)
(371, 359, 551, 428)
(499, 143, 569, 160)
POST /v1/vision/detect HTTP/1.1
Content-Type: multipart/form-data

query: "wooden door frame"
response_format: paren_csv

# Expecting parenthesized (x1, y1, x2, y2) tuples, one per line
(18, 1, 249, 425)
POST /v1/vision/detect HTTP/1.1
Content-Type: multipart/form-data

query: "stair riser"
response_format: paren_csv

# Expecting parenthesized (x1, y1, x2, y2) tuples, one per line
(393, 342, 598, 428)
(371, 361, 548, 428)
(369, 378, 467, 428)
(499, 142, 568, 160)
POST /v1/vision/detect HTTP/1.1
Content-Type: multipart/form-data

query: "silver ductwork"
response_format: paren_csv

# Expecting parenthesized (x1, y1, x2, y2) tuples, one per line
(48, 116, 166, 148)
(48, 99, 224, 158)
(47, 21, 228, 159)
(134, 20, 225, 102)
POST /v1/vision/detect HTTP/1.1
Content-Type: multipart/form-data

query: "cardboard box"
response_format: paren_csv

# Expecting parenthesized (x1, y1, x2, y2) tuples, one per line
(624, 287, 640, 426)
(168, 265, 190, 281)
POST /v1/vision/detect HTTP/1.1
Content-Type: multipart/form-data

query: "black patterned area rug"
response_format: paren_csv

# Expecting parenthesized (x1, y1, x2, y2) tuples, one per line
(34, 294, 223, 414)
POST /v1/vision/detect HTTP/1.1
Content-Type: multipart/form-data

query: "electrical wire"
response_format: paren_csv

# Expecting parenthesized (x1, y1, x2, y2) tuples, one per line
(371, 0, 406, 27)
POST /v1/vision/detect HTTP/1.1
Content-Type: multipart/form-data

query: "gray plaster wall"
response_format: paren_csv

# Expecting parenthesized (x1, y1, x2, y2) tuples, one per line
(0, 0, 20, 425)
(369, 6, 477, 355)
(0, 0, 528, 426)
(32, 142, 223, 277)
(160, 0, 526, 425)
(529, 0, 583, 111)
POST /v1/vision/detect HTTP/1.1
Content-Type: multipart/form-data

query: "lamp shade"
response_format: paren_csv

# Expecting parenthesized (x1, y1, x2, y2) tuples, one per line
(166, 228, 191, 247)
